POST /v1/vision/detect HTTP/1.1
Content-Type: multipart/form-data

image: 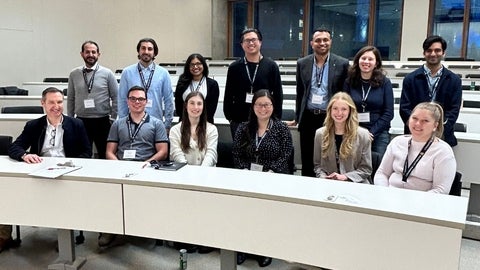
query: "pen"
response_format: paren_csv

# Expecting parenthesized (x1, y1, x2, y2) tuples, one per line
(48, 167, 66, 170)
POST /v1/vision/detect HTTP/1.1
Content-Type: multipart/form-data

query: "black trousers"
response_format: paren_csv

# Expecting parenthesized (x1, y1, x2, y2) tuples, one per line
(298, 110, 326, 177)
(77, 116, 111, 159)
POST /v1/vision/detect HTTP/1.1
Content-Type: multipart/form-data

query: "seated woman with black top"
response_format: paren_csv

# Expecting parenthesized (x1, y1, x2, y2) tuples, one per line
(313, 92, 372, 183)
(374, 102, 456, 193)
(232, 89, 293, 267)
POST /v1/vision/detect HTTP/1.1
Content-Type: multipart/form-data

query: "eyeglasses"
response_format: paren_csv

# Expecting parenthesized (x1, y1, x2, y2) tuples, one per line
(189, 62, 203, 68)
(254, 103, 273, 109)
(128, 97, 147, 103)
(50, 129, 56, 147)
(243, 38, 258, 44)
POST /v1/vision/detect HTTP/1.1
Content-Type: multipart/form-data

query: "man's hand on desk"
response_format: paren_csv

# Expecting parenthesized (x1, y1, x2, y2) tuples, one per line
(22, 153, 43, 164)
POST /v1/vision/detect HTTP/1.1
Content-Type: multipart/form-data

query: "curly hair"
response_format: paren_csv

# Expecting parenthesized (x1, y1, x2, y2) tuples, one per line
(347, 46, 385, 89)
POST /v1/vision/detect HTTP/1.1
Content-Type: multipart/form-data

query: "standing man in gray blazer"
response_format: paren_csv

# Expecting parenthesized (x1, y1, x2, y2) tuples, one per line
(288, 28, 349, 177)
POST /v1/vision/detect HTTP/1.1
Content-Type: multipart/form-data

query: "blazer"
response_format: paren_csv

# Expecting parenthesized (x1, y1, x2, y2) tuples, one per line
(399, 67, 462, 146)
(313, 127, 372, 183)
(174, 77, 220, 124)
(295, 53, 349, 130)
(8, 115, 92, 161)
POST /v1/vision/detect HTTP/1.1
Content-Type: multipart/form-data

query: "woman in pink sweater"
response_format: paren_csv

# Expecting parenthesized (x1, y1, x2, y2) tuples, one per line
(374, 102, 456, 194)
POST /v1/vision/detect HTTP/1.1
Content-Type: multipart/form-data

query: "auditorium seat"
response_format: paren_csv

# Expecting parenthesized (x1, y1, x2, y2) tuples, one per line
(1, 106, 43, 114)
(449, 172, 462, 196)
(43, 78, 68, 83)
(466, 74, 480, 79)
(282, 109, 295, 121)
(0, 86, 28, 95)
(463, 100, 480, 108)
(454, 123, 467, 132)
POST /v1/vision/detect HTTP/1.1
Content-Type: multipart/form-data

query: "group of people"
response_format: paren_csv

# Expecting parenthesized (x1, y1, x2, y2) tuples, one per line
(0, 28, 462, 268)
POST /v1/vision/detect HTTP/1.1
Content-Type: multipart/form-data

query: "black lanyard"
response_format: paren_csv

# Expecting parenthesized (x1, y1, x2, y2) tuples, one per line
(244, 56, 261, 93)
(254, 119, 272, 163)
(127, 113, 148, 144)
(137, 63, 155, 93)
(82, 65, 99, 93)
(424, 70, 441, 101)
(189, 76, 205, 92)
(334, 134, 342, 172)
(315, 55, 328, 87)
(361, 81, 371, 112)
(402, 136, 434, 182)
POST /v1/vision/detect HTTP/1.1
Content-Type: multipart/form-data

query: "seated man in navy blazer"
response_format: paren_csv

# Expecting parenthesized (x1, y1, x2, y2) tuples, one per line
(0, 87, 91, 252)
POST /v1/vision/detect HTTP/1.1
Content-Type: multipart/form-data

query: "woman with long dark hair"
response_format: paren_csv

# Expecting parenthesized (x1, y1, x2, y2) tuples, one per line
(175, 53, 219, 123)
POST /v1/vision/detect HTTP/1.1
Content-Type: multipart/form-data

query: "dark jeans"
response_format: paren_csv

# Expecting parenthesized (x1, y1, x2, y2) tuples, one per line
(78, 116, 111, 159)
(372, 130, 390, 158)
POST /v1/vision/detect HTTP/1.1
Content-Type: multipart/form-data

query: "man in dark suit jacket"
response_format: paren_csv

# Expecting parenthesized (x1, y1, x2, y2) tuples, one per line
(0, 87, 91, 252)
(289, 28, 349, 177)
(400, 35, 462, 147)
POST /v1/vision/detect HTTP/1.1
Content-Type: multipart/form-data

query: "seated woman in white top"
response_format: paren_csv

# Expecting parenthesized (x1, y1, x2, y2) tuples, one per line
(170, 91, 218, 166)
(374, 102, 456, 194)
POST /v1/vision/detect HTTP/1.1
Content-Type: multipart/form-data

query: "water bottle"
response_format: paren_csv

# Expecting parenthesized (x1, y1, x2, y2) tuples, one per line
(179, 248, 188, 269)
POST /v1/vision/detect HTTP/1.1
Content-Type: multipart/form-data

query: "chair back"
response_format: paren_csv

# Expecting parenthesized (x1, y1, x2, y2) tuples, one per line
(0, 135, 13, 155)
(449, 171, 462, 196)
(1, 106, 44, 114)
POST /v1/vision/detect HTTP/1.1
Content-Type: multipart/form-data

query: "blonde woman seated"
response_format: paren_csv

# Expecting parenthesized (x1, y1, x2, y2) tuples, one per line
(374, 102, 456, 194)
(313, 92, 372, 183)
(170, 91, 218, 166)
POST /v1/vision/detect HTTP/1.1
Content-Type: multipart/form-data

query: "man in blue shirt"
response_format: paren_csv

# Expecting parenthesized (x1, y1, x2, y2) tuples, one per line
(118, 38, 174, 132)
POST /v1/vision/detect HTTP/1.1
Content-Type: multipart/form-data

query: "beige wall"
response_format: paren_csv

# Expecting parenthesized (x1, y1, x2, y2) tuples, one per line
(400, 0, 430, 61)
(0, 0, 217, 86)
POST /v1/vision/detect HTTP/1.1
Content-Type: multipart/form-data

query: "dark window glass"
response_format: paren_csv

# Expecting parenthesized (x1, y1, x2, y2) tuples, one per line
(232, 1, 248, 57)
(467, 1, 480, 60)
(254, 0, 304, 59)
(374, 0, 403, 60)
(433, 0, 464, 58)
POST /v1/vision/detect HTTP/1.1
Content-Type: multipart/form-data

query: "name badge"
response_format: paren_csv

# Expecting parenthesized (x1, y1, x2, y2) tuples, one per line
(250, 163, 263, 172)
(245, 93, 254, 103)
(312, 94, 324, 105)
(146, 99, 153, 107)
(358, 112, 370, 122)
(123, 149, 136, 159)
(84, 99, 95, 108)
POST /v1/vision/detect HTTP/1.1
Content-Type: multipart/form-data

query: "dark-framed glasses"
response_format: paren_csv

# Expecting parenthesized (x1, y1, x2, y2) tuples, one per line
(254, 103, 272, 109)
(189, 62, 203, 68)
(128, 97, 147, 103)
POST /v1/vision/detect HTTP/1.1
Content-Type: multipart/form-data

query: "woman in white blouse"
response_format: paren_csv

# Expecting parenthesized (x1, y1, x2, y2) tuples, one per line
(170, 91, 218, 166)
(374, 102, 456, 194)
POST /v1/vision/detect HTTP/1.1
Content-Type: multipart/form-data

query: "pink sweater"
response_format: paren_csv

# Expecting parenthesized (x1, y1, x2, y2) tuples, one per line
(374, 135, 456, 194)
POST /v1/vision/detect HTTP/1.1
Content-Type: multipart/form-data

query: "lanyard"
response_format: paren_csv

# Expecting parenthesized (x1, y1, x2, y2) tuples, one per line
(189, 76, 205, 92)
(127, 113, 148, 143)
(254, 119, 272, 163)
(424, 71, 441, 101)
(402, 136, 435, 182)
(137, 63, 155, 93)
(244, 56, 261, 93)
(361, 81, 372, 112)
(82, 65, 99, 93)
(315, 55, 328, 87)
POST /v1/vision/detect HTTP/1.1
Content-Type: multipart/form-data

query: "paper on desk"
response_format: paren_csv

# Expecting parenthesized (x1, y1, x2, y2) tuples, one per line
(28, 165, 82, 179)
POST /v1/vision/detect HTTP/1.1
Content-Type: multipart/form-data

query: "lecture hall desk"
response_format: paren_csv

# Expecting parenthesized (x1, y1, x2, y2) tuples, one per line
(0, 156, 467, 270)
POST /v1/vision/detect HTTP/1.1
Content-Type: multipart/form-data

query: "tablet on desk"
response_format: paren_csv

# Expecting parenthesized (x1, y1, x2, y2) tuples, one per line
(150, 160, 187, 171)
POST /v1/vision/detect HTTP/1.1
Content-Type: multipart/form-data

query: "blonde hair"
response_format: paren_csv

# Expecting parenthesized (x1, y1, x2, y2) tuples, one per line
(410, 102, 444, 138)
(322, 92, 359, 160)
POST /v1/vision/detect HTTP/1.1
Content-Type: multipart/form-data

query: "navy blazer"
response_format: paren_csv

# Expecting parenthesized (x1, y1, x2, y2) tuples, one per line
(399, 67, 462, 146)
(295, 53, 349, 129)
(9, 115, 92, 161)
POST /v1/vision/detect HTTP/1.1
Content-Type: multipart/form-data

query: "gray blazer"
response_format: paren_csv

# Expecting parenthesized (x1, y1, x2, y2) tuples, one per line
(295, 53, 349, 129)
(313, 127, 372, 183)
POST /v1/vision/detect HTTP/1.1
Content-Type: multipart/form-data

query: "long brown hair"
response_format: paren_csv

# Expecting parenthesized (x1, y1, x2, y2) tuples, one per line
(322, 92, 359, 160)
(347, 46, 385, 88)
(180, 92, 208, 152)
